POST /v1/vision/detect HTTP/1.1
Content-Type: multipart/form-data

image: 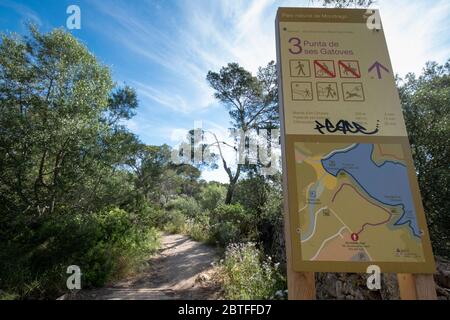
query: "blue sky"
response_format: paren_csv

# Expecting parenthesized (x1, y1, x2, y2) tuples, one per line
(1, 0, 450, 182)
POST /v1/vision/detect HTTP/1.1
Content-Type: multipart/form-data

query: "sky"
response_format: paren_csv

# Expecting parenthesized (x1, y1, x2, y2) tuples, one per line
(1, 0, 450, 182)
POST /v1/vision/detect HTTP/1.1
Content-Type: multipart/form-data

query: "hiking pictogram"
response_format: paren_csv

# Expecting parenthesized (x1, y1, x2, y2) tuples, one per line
(317, 82, 339, 101)
(290, 59, 311, 77)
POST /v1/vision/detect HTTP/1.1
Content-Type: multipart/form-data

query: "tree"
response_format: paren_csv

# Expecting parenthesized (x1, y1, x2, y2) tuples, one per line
(397, 60, 450, 258)
(0, 27, 144, 236)
(131, 144, 171, 203)
(206, 62, 278, 204)
(0, 26, 153, 298)
(172, 163, 202, 197)
(0, 25, 141, 223)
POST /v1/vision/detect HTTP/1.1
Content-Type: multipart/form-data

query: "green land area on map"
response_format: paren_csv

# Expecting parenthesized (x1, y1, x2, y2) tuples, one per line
(295, 142, 425, 263)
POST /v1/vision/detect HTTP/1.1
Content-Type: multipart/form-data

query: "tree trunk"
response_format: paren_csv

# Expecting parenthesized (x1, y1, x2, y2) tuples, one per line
(224, 164, 241, 205)
(225, 182, 235, 204)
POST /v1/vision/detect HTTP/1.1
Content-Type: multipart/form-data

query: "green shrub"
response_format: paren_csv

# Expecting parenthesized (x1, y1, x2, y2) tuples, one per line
(139, 203, 166, 228)
(185, 214, 211, 243)
(0, 207, 160, 299)
(210, 221, 241, 246)
(79, 208, 160, 286)
(259, 187, 285, 263)
(210, 204, 257, 246)
(198, 183, 226, 212)
(232, 176, 269, 215)
(162, 210, 188, 234)
(165, 196, 201, 218)
(220, 243, 285, 300)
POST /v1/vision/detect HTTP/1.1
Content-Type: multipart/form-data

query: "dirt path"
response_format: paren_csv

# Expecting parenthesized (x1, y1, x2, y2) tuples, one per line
(66, 234, 221, 300)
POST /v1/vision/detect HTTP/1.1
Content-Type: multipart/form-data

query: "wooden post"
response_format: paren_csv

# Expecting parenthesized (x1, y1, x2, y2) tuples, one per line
(397, 273, 417, 300)
(283, 194, 316, 299)
(397, 273, 437, 300)
(288, 271, 316, 300)
(414, 274, 437, 300)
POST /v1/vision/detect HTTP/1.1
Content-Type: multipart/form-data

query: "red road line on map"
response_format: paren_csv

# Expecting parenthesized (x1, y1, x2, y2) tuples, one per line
(314, 60, 335, 78)
(377, 144, 404, 161)
(331, 183, 393, 236)
(338, 60, 360, 78)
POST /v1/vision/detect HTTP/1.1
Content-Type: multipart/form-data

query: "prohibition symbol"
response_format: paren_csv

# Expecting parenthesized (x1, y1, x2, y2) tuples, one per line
(338, 60, 361, 78)
(314, 60, 336, 78)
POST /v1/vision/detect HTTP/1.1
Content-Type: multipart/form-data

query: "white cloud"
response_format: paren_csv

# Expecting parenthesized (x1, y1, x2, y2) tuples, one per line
(133, 81, 189, 113)
(379, 0, 450, 76)
(180, 0, 278, 73)
(169, 127, 191, 143)
(90, 1, 217, 112)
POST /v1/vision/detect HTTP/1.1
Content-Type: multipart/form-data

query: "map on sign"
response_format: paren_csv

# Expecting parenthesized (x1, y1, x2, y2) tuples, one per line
(295, 142, 425, 262)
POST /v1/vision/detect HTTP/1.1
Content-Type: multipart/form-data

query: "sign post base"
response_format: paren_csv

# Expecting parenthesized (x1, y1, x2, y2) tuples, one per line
(397, 273, 437, 300)
(288, 271, 316, 300)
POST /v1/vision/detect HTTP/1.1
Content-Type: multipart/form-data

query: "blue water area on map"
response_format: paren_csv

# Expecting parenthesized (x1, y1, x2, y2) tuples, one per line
(321, 144, 420, 237)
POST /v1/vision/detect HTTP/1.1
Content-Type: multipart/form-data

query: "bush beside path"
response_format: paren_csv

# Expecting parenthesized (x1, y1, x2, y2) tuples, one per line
(60, 234, 221, 300)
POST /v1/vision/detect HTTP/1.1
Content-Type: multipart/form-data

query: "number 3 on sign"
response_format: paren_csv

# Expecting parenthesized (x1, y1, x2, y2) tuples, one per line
(289, 37, 302, 54)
